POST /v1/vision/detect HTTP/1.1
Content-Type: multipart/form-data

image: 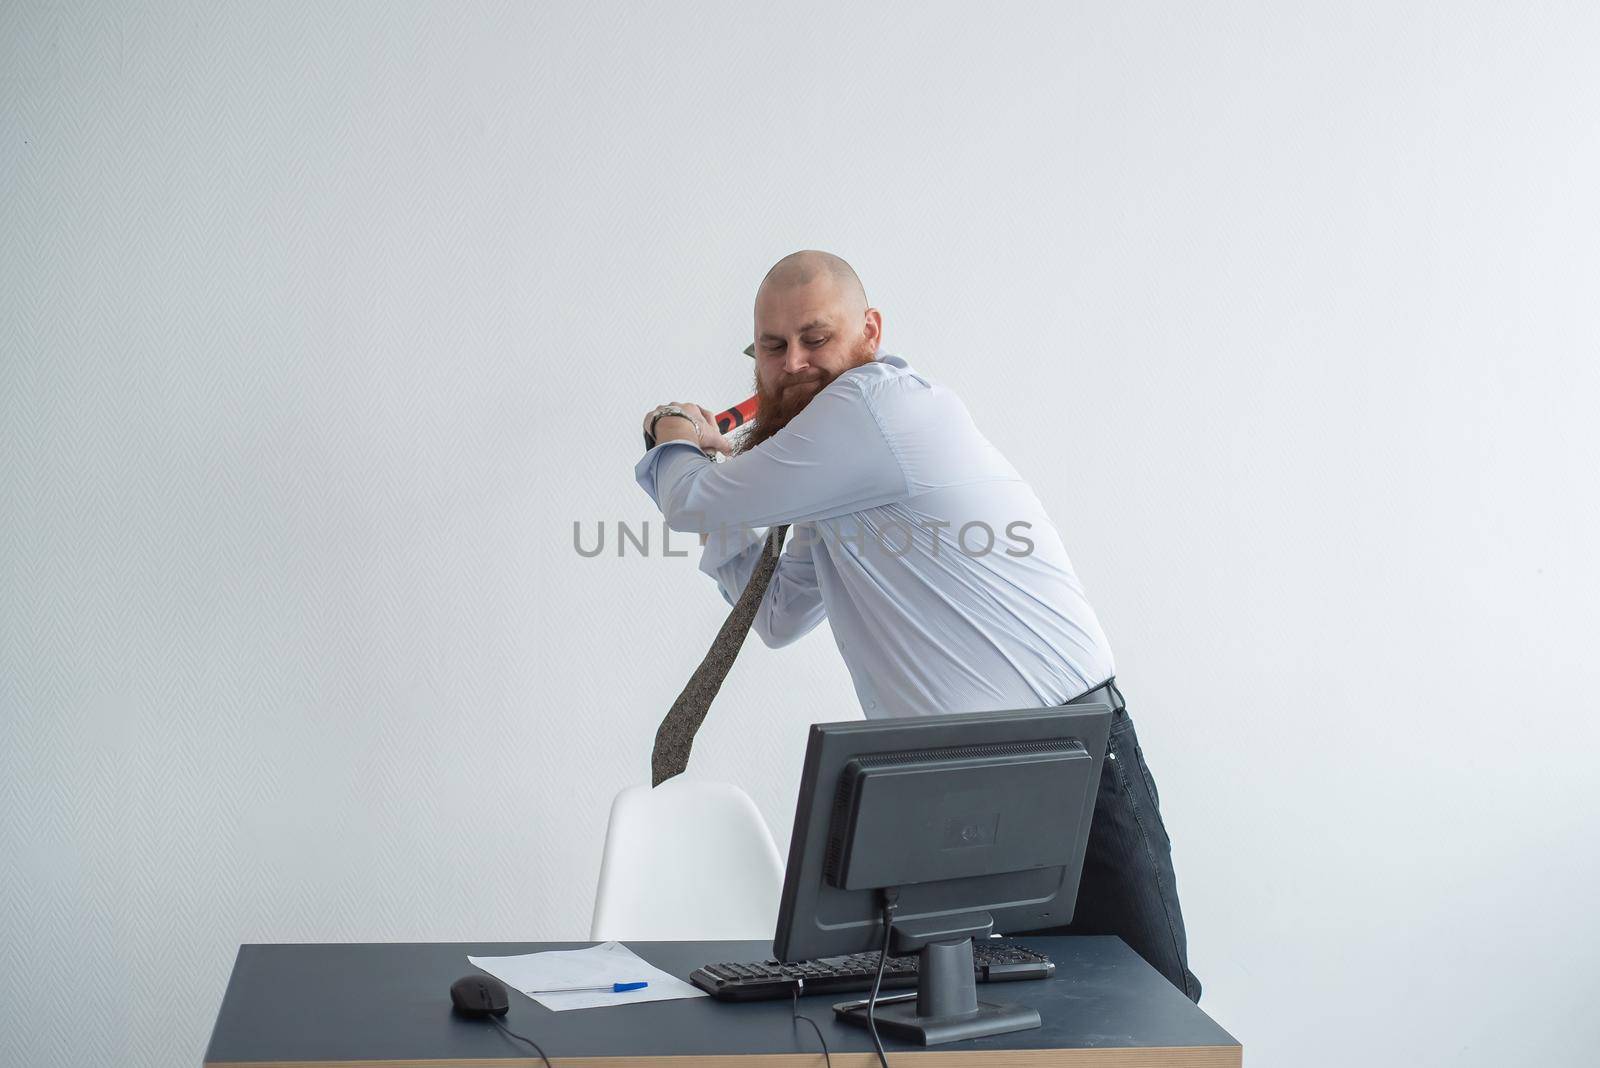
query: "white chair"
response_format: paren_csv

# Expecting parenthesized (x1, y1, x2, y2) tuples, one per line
(590, 778, 785, 941)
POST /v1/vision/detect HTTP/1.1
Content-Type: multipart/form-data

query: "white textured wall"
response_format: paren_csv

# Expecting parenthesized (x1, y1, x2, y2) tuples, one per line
(4, 3, 1598, 1065)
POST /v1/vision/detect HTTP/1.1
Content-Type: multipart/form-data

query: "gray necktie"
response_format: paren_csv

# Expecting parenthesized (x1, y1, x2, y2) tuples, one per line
(651, 523, 790, 787)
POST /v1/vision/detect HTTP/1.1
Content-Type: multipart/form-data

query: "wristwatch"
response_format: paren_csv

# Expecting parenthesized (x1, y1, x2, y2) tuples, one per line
(644, 404, 716, 459)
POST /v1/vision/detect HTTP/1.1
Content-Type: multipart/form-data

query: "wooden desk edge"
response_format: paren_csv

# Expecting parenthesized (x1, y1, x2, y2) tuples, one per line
(205, 1044, 1243, 1068)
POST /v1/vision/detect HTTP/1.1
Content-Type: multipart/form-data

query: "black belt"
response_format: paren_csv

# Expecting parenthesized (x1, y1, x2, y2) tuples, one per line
(1067, 676, 1126, 714)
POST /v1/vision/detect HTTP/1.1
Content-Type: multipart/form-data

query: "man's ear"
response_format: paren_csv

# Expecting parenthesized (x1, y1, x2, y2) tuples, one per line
(863, 307, 883, 347)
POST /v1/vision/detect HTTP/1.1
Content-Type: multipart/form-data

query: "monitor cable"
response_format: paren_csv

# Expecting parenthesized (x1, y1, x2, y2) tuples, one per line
(865, 886, 901, 1068)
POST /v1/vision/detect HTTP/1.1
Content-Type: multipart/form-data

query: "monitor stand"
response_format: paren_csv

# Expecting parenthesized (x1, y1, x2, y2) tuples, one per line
(832, 911, 1041, 1046)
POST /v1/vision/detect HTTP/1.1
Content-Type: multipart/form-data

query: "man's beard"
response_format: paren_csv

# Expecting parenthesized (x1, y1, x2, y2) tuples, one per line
(735, 337, 878, 454)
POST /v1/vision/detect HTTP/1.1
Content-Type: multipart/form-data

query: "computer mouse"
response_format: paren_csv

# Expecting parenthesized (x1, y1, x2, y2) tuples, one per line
(450, 973, 509, 1017)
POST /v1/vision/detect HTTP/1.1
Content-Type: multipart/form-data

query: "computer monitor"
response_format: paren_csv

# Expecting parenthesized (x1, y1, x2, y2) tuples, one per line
(772, 702, 1113, 1045)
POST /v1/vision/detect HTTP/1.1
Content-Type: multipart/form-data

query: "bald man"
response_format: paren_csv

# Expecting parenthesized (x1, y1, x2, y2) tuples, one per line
(634, 250, 1202, 1002)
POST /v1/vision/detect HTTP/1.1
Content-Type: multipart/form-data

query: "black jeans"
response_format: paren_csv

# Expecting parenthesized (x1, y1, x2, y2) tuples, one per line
(1007, 678, 1202, 1003)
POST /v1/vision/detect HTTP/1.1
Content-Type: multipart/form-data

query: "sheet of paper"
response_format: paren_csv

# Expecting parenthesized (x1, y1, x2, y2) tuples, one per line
(466, 941, 709, 1012)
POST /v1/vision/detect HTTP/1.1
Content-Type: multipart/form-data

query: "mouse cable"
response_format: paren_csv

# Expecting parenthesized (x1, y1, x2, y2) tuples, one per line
(790, 979, 833, 1068)
(865, 886, 901, 1068)
(490, 1014, 554, 1068)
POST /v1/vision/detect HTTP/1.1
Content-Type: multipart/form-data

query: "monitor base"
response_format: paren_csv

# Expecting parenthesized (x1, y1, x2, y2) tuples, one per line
(833, 996, 1041, 1046)
(831, 932, 1042, 1046)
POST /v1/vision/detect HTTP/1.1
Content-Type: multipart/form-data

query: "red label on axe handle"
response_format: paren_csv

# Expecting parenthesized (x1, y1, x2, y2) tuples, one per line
(714, 395, 759, 434)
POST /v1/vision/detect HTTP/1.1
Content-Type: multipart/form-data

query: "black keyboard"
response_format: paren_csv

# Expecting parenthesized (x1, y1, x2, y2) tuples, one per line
(690, 940, 1055, 1002)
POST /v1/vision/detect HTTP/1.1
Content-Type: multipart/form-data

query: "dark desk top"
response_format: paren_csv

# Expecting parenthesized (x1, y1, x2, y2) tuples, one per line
(205, 936, 1240, 1066)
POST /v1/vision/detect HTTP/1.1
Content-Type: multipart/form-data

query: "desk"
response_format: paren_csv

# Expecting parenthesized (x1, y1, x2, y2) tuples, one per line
(204, 937, 1241, 1066)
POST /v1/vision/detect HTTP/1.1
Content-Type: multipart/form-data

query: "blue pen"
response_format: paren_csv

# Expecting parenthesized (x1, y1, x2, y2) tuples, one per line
(524, 981, 649, 994)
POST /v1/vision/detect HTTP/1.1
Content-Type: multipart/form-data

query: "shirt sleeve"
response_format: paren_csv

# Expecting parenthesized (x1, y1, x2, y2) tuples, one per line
(633, 373, 908, 533)
(698, 521, 827, 649)
(634, 437, 713, 515)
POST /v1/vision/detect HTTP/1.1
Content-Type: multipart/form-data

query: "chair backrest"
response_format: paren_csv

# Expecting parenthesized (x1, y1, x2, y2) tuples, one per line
(590, 778, 785, 941)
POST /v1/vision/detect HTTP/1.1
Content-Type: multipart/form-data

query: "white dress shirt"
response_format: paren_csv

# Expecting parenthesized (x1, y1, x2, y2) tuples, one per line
(634, 351, 1114, 720)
